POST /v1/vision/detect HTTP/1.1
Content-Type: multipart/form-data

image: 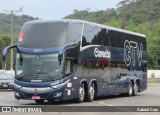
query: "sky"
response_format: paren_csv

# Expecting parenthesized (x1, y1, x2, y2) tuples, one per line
(0, 0, 122, 19)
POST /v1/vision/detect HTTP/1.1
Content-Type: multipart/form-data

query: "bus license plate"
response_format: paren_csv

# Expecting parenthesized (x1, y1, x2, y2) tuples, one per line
(32, 96, 40, 100)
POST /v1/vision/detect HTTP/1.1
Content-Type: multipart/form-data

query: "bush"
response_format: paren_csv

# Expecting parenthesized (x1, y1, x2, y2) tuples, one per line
(151, 73, 155, 78)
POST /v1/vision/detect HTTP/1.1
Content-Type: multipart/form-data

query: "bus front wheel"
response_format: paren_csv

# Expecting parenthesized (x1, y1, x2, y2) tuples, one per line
(47, 100, 56, 103)
(35, 99, 44, 104)
(76, 83, 85, 103)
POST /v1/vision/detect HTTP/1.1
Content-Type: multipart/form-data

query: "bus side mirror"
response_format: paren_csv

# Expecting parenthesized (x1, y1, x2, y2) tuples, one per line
(58, 54, 63, 65)
(20, 54, 23, 65)
(59, 61, 61, 65)
(2, 45, 17, 61)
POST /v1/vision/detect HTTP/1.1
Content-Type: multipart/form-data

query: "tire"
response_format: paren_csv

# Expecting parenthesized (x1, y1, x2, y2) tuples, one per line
(86, 83, 95, 102)
(47, 100, 55, 103)
(76, 83, 85, 103)
(35, 100, 44, 104)
(132, 82, 138, 96)
(127, 81, 133, 97)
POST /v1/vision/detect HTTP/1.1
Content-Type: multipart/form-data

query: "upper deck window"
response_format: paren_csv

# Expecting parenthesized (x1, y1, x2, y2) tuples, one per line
(82, 24, 109, 47)
(67, 23, 83, 44)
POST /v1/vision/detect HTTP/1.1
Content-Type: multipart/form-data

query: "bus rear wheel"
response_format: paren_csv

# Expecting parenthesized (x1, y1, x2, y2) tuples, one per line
(132, 82, 138, 96)
(86, 83, 95, 102)
(127, 82, 133, 97)
(35, 99, 44, 104)
(76, 83, 85, 103)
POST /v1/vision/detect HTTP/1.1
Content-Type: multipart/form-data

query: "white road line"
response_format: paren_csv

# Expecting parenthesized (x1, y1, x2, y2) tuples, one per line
(99, 101, 114, 106)
(98, 101, 144, 115)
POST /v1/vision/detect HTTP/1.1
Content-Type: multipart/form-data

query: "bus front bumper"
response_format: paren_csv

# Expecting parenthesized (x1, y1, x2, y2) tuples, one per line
(14, 87, 64, 101)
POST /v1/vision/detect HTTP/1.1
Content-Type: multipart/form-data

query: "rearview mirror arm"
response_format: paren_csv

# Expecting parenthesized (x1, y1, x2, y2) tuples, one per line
(2, 45, 17, 61)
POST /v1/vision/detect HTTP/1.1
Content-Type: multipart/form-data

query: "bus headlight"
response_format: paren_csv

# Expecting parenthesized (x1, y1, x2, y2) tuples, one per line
(51, 79, 70, 89)
(54, 92, 62, 97)
(14, 84, 23, 89)
(51, 84, 63, 89)
(15, 91, 20, 97)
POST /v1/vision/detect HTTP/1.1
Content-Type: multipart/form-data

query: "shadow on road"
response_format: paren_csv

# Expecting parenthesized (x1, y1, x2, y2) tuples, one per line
(23, 93, 145, 106)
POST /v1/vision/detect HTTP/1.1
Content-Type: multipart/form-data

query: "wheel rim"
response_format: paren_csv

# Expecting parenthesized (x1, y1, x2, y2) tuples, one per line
(134, 83, 138, 95)
(89, 84, 95, 100)
(79, 85, 85, 101)
(129, 84, 132, 95)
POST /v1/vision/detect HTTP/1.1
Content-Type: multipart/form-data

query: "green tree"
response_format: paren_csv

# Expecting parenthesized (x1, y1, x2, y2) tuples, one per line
(104, 18, 122, 28)
(0, 33, 11, 69)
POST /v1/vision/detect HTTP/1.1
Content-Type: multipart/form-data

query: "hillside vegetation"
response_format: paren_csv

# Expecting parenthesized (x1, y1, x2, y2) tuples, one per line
(0, 13, 38, 35)
(65, 0, 160, 69)
(0, 0, 160, 69)
(0, 14, 38, 69)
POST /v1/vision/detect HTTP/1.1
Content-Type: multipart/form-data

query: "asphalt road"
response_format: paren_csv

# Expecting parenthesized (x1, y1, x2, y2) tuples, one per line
(0, 86, 160, 115)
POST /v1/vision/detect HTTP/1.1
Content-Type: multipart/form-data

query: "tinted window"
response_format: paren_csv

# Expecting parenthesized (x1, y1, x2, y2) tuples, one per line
(125, 34, 145, 51)
(82, 24, 101, 47)
(109, 30, 117, 47)
(140, 37, 146, 51)
(107, 30, 146, 49)
(15, 53, 63, 82)
(116, 32, 124, 48)
(131, 36, 146, 51)
(18, 21, 68, 48)
(102, 28, 109, 46)
(67, 23, 83, 43)
(82, 24, 109, 47)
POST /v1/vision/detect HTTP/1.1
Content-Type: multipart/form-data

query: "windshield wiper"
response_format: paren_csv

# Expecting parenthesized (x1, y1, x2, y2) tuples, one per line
(34, 72, 49, 76)
(16, 75, 25, 80)
(34, 72, 61, 80)
(16, 73, 37, 80)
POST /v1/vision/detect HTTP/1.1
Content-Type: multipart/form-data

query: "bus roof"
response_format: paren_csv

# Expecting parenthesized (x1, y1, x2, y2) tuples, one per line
(25, 19, 146, 38)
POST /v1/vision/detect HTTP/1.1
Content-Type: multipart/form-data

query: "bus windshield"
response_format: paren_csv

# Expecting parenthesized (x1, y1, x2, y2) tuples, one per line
(15, 53, 63, 82)
(18, 22, 67, 48)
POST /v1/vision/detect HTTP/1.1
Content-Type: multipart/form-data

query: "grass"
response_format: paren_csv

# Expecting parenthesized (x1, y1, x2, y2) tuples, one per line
(147, 78, 160, 87)
(148, 82, 160, 87)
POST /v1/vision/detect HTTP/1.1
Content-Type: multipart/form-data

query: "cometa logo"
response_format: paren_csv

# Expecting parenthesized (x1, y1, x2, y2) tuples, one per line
(94, 48, 111, 58)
